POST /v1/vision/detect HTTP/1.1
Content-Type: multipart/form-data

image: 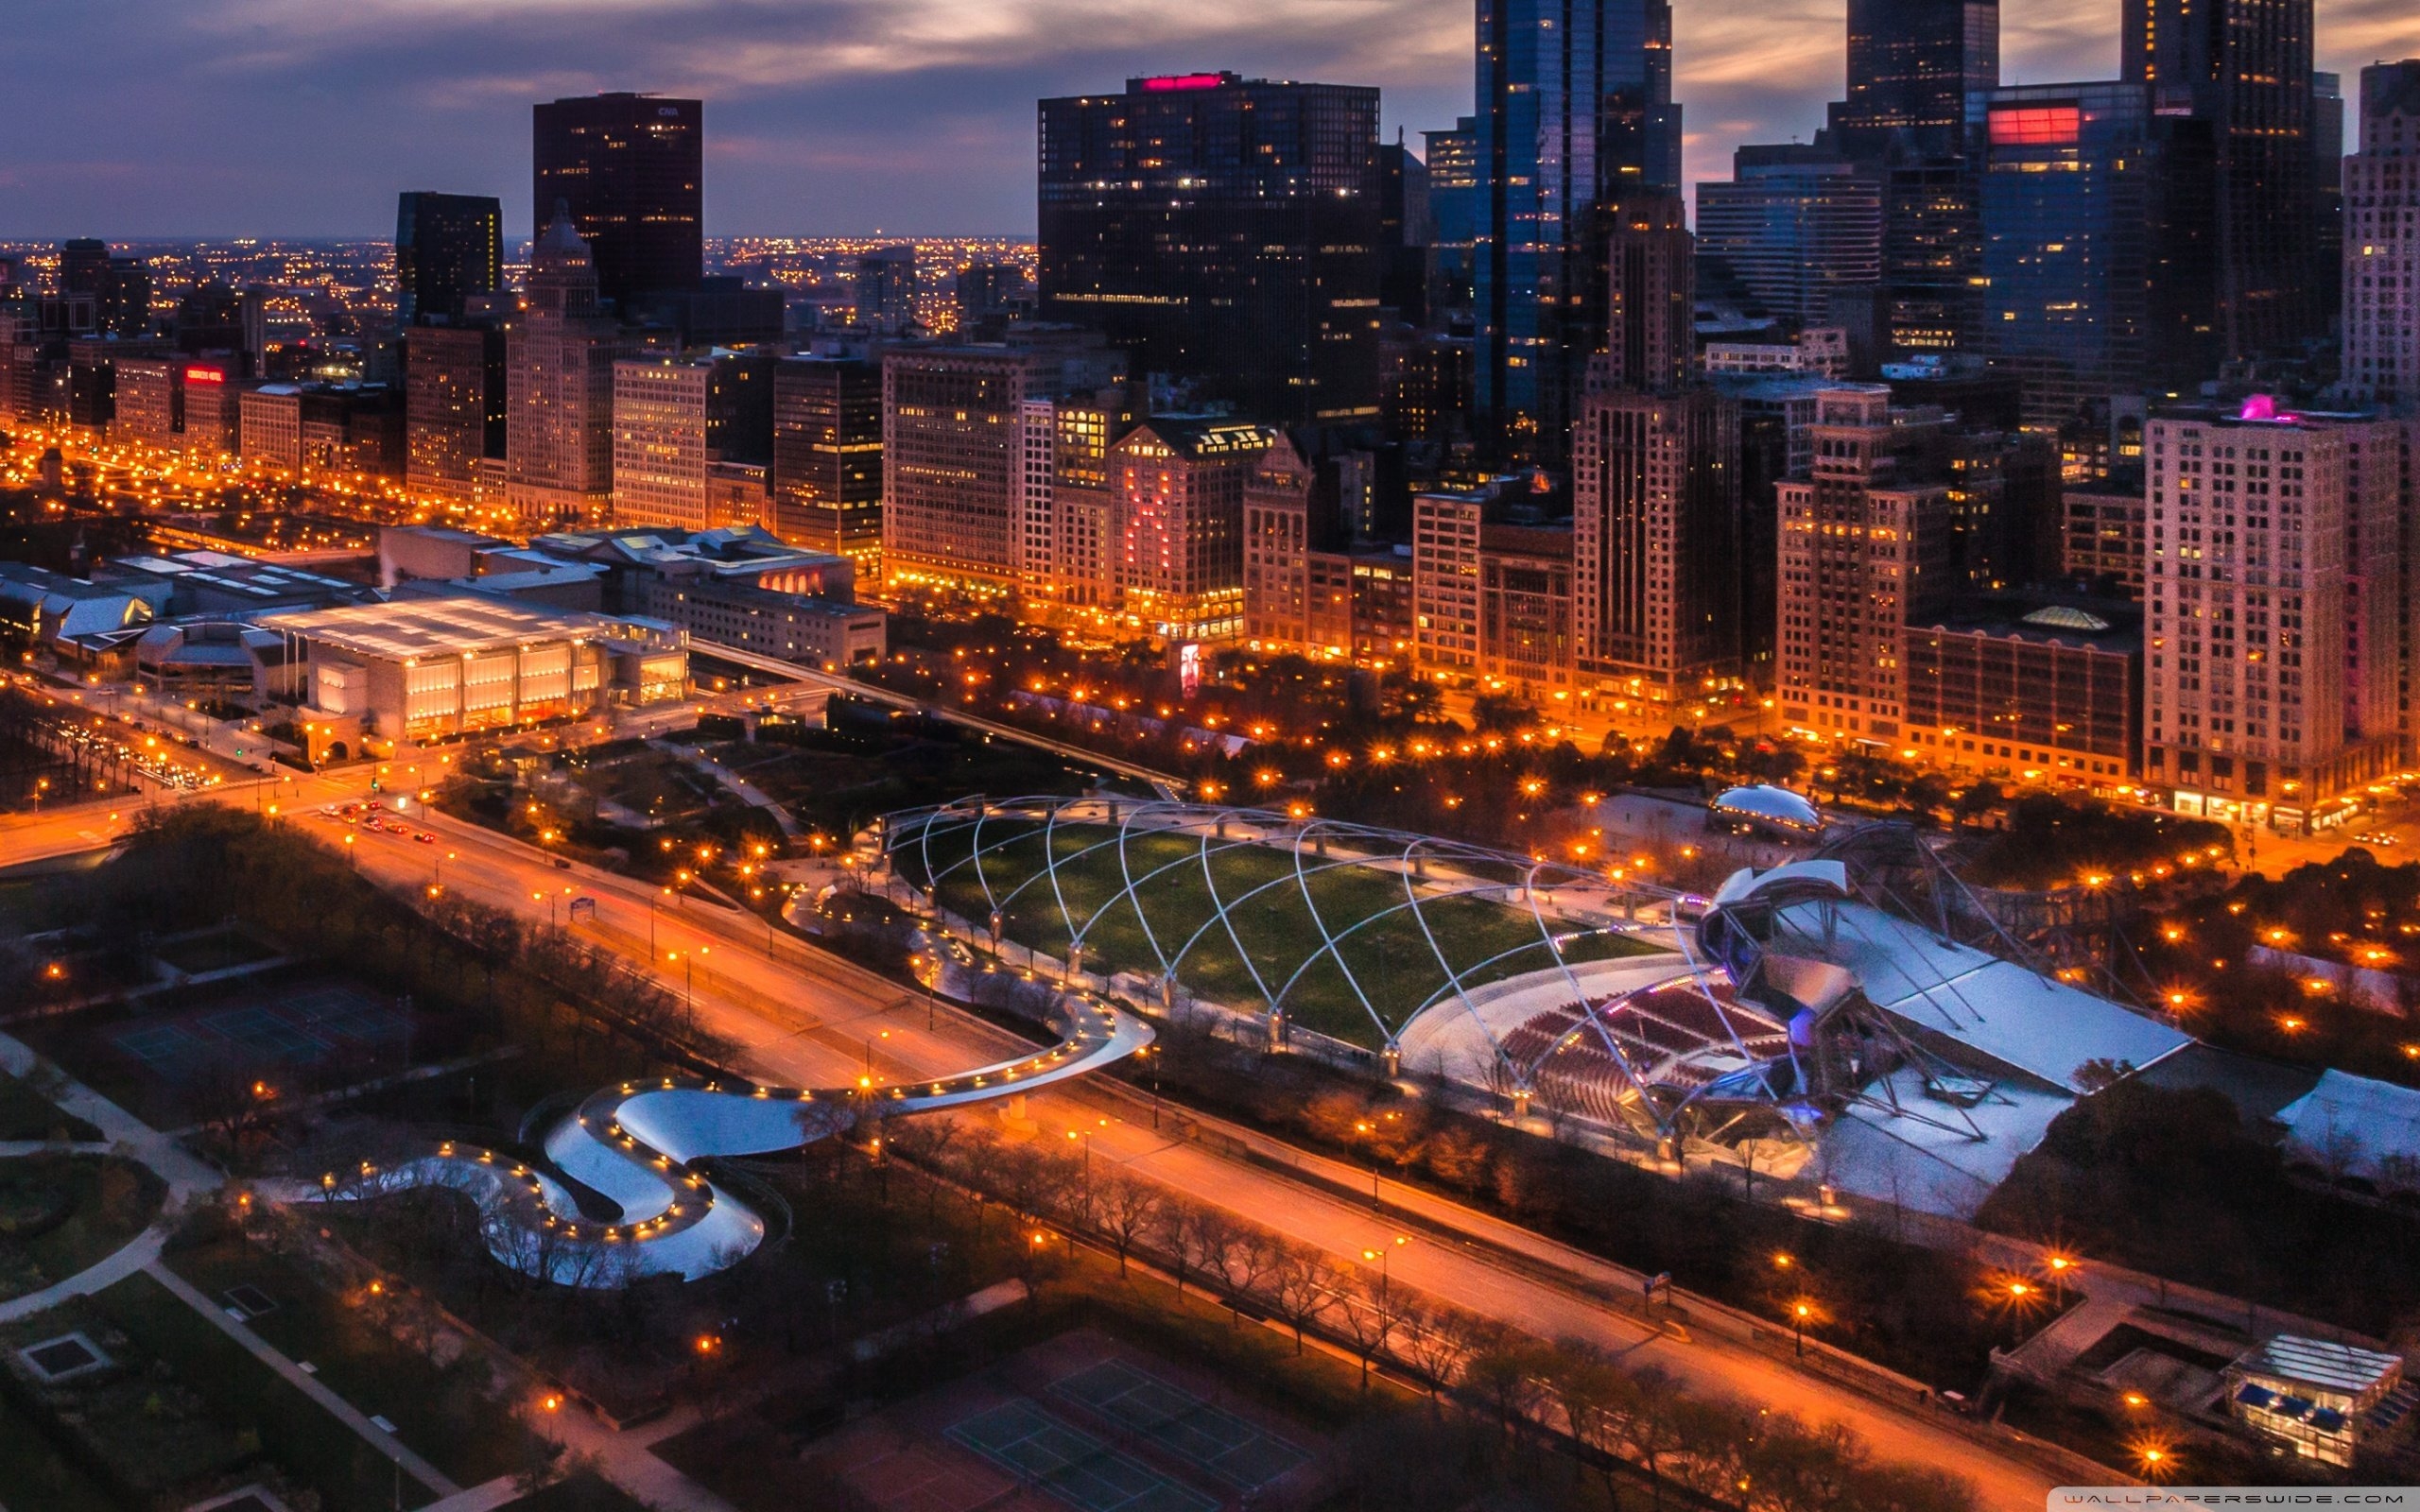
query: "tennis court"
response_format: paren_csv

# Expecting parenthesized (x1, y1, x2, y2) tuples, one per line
(947, 1400, 1217, 1512)
(111, 984, 409, 1080)
(1052, 1361, 1308, 1492)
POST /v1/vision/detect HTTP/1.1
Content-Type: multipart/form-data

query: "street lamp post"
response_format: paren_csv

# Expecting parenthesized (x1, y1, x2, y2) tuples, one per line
(1792, 1301, 1811, 1358)
(1360, 1235, 1409, 1306)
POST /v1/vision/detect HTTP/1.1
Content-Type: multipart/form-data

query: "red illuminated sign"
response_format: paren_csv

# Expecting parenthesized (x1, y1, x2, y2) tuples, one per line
(183, 367, 225, 385)
(1141, 74, 1226, 93)
(1988, 106, 2081, 146)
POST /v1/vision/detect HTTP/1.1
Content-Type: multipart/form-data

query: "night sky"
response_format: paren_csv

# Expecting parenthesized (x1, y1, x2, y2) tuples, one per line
(1, 0, 2411, 239)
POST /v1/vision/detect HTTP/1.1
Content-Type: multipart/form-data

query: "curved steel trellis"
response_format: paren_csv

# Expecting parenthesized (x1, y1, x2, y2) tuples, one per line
(881, 796, 1692, 1132)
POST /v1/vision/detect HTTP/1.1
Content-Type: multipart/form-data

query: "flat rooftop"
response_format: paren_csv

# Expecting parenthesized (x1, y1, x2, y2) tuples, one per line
(262, 595, 600, 662)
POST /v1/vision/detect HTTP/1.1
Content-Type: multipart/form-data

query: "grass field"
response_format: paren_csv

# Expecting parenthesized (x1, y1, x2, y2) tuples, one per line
(0, 1072, 102, 1143)
(892, 818, 1657, 1049)
(0, 1395, 118, 1512)
(89, 1271, 441, 1511)
(0, 1154, 164, 1302)
(166, 1236, 547, 1489)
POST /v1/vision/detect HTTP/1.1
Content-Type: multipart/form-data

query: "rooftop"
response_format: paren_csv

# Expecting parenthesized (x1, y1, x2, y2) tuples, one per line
(2233, 1334, 2404, 1396)
(262, 595, 604, 662)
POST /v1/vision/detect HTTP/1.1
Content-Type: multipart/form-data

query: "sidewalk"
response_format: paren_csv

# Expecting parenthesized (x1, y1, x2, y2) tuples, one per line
(143, 1259, 462, 1500)
(0, 1031, 225, 1325)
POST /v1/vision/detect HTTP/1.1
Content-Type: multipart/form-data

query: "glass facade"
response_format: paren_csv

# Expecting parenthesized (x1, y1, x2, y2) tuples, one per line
(1037, 74, 1382, 428)
(1473, 0, 1680, 462)
(1975, 82, 2219, 429)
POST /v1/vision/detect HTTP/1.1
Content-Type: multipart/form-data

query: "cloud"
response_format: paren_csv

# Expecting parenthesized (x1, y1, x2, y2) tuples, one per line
(0, 0, 2397, 238)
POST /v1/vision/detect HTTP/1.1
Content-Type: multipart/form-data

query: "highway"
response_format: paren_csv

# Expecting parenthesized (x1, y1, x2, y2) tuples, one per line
(304, 800, 2058, 1511)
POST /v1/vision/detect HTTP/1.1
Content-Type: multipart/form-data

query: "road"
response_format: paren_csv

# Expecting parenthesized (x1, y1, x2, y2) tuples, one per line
(691, 640, 1187, 797)
(297, 801, 2062, 1512)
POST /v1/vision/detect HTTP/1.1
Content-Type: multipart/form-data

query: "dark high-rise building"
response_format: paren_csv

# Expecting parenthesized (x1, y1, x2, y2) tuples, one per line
(1694, 146, 1883, 330)
(1038, 72, 1383, 428)
(1826, 0, 1998, 158)
(1376, 137, 1432, 324)
(174, 283, 265, 373)
(1602, 196, 1695, 394)
(956, 264, 1028, 330)
(1817, 0, 1997, 357)
(2342, 60, 2420, 411)
(1473, 0, 1680, 459)
(1975, 82, 2220, 429)
(405, 324, 506, 502)
(2313, 71, 2344, 335)
(855, 246, 919, 333)
(60, 240, 110, 303)
(2121, 0, 2316, 359)
(1424, 117, 1480, 319)
(771, 356, 883, 565)
(532, 93, 703, 309)
(60, 239, 150, 337)
(394, 192, 503, 326)
(705, 350, 775, 467)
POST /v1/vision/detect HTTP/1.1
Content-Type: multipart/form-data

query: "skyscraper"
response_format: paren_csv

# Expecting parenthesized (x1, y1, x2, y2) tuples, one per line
(2121, 0, 2317, 359)
(2341, 61, 2420, 411)
(1037, 72, 1383, 428)
(1694, 147, 1883, 330)
(1474, 0, 1679, 458)
(883, 347, 1065, 593)
(1602, 196, 1695, 394)
(854, 246, 920, 333)
(612, 357, 712, 530)
(1108, 419, 1276, 641)
(1825, 0, 1997, 158)
(532, 93, 703, 309)
(770, 357, 884, 565)
(406, 324, 505, 503)
(1775, 387, 1954, 740)
(60, 239, 149, 337)
(394, 193, 502, 327)
(505, 211, 625, 523)
(2141, 404, 2402, 825)
(1573, 384, 1742, 703)
(1976, 82, 2220, 429)
(1575, 198, 1745, 704)
(1424, 117, 1480, 314)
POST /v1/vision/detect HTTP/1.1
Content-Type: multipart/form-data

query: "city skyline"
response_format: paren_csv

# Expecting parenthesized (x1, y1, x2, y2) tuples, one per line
(2, 0, 2411, 240)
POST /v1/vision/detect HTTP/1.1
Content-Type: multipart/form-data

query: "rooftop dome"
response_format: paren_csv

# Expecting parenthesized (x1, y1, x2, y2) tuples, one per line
(2021, 605, 2111, 633)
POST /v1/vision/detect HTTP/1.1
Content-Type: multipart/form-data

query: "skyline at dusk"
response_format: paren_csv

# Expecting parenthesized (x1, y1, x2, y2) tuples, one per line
(2, 0, 2411, 238)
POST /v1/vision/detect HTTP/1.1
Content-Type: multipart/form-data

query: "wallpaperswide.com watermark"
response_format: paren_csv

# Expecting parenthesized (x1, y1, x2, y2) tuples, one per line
(2054, 1491, 2420, 1509)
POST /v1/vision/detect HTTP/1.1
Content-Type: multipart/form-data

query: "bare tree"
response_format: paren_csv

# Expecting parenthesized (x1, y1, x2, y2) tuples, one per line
(1264, 1243, 1343, 1353)
(1209, 1221, 1280, 1325)
(1332, 1272, 1410, 1388)
(1397, 1300, 1494, 1403)
(1092, 1173, 1165, 1276)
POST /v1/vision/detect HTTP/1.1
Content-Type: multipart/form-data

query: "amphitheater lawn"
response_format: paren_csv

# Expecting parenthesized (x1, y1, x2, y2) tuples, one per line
(891, 817, 1659, 1049)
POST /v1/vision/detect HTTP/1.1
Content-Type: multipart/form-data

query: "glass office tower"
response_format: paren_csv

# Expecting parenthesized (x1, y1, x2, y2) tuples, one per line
(1473, 0, 1680, 463)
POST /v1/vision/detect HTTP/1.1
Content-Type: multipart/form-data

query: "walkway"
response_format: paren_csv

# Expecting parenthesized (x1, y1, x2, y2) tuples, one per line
(143, 1259, 462, 1500)
(0, 1031, 223, 1325)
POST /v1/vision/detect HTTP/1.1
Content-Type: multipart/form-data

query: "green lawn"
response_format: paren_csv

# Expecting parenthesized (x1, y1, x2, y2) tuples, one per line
(0, 1072, 103, 1142)
(165, 1236, 547, 1489)
(0, 1293, 258, 1503)
(0, 1154, 164, 1301)
(88, 1271, 441, 1511)
(892, 818, 1657, 1048)
(0, 1395, 119, 1512)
